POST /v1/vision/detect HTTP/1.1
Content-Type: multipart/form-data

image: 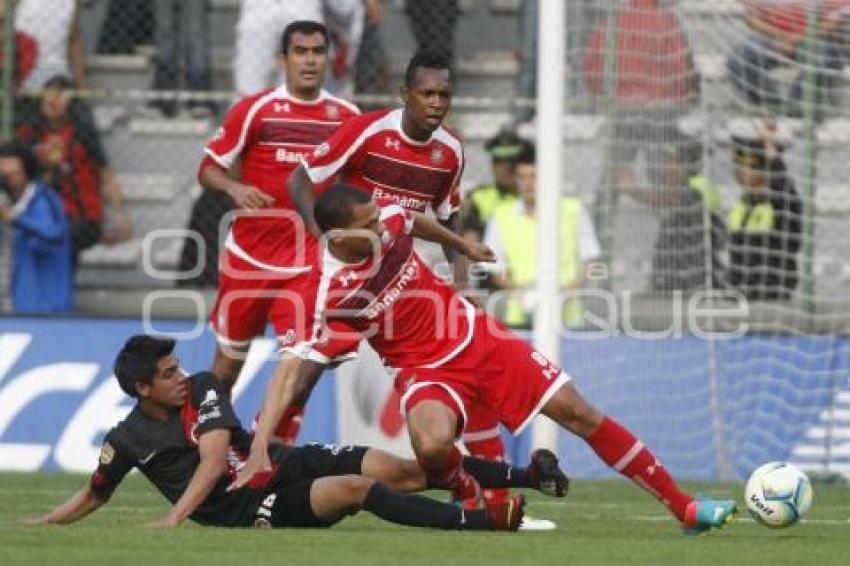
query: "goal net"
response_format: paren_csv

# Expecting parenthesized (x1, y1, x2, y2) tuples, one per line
(550, 0, 850, 481)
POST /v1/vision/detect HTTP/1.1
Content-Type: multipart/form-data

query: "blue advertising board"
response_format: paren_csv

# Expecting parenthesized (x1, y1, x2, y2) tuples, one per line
(1, 317, 847, 479)
(0, 317, 336, 473)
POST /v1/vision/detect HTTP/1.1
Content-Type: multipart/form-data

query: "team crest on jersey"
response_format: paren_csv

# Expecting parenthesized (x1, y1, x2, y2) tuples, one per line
(211, 126, 225, 142)
(431, 147, 444, 165)
(326, 104, 340, 120)
(99, 442, 115, 465)
(274, 102, 291, 113)
(385, 137, 400, 151)
(314, 142, 330, 158)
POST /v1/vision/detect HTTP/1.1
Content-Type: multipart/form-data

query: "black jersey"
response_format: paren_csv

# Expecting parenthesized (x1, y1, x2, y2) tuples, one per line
(89, 372, 285, 527)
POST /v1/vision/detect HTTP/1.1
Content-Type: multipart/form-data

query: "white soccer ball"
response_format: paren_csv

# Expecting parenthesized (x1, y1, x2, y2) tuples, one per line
(745, 462, 813, 528)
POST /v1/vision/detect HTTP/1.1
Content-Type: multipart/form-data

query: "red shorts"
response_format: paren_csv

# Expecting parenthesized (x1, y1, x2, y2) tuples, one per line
(395, 312, 571, 435)
(209, 249, 323, 349)
(462, 403, 502, 444)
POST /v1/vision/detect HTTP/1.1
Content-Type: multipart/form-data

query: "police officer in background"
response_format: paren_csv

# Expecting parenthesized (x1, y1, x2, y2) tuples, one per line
(727, 122, 802, 301)
(461, 130, 530, 242)
(461, 130, 531, 293)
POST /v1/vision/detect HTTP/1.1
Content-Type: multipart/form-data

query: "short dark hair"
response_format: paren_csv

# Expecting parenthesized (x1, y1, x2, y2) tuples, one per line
(404, 51, 453, 86)
(114, 335, 176, 398)
(280, 20, 329, 54)
(0, 141, 39, 181)
(314, 183, 372, 232)
(44, 74, 75, 92)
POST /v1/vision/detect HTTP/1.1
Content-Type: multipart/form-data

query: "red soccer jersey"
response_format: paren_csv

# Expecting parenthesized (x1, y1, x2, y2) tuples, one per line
(301, 108, 464, 221)
(303, 204, 475, 369)
(582, 0, 696, 104)
(204, 85, 359, 268)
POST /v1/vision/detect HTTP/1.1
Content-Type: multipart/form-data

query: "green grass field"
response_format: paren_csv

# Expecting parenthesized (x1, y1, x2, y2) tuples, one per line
(1, 473, 848, 566)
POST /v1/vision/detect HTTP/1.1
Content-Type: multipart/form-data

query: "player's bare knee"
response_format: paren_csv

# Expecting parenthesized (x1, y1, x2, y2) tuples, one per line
(341, 475, 375, 504)
(410, 428, 454, 467)
(398, 459, 428, 492)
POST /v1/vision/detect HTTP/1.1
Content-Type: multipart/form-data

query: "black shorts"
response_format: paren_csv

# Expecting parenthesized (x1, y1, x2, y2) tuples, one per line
(256, 443, 368, 529)
(274, 443, 368, 488)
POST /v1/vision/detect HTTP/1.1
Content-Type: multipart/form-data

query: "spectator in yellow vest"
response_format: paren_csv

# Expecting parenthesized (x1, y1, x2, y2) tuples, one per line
(461, 130, 531, 292)
(481, 146, 601, 329)
(728, 123, 802, 301)
(461, 130, 531, 241)
(619, 138, 725, 295)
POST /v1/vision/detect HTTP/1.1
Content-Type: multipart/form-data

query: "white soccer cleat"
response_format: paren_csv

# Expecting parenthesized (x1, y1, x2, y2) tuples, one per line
(518, 515, 557, 531)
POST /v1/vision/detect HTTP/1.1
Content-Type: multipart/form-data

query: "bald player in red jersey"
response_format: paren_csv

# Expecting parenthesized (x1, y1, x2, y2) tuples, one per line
(235, 184, 738, 535)
(286, 51, 514, 508)
(197, 21, 359, 441)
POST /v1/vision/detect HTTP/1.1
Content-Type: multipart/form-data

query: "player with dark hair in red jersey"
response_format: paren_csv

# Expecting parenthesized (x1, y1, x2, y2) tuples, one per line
(233, 184, 738, 535)
(197, 20, 359, 443)
(279, 51, 524, 517)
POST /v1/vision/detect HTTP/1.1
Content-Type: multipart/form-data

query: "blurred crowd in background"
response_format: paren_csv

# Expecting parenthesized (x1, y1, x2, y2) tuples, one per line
(1, 0, 847, 327)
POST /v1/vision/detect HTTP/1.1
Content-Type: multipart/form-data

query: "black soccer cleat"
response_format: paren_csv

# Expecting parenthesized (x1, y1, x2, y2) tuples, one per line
(528, 448, 569, 497)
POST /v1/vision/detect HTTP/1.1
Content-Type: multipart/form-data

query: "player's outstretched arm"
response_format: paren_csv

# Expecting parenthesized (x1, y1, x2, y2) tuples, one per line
(153, 428, 230, 528)
(24, 486, 105, 525)
(288, 165, 321, 237)
(229, 359, 328, 491)
(438, 213, 474, 294)
(410, 212, 496, 263)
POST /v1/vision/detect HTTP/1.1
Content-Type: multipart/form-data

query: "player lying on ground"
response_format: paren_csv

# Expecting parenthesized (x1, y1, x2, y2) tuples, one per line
(25, 335, 567, 530)
(233, 184, 737, 534)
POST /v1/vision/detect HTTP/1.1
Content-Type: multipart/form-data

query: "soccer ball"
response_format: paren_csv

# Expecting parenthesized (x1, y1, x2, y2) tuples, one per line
(745, 462, 813, 528)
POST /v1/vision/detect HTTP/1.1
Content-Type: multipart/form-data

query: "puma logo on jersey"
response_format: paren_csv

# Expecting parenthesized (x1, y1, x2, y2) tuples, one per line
(201, 389, 218, 407)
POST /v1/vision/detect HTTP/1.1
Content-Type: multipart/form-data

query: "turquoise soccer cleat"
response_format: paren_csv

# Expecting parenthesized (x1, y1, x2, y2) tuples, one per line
(682, 498, 738, 535)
